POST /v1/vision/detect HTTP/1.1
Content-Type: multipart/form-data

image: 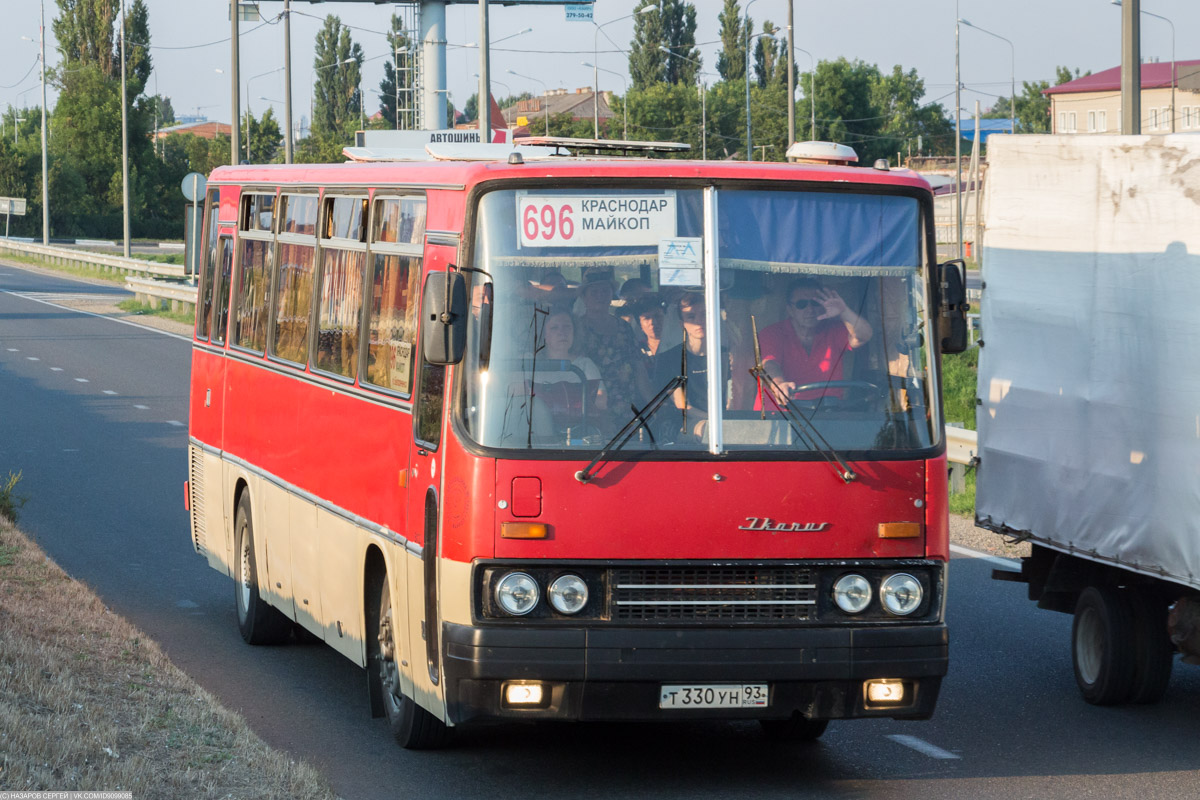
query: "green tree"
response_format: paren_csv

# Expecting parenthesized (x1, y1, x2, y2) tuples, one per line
(379, 13, 415, 129)
(246, 109, 284, 164)
(752, 20, 780, 89)
(628, 1, 667, 89)
(310, 15, 363, 153)
(872, 65, 952, 162)
(660, 0, 700, 85)
(985, 66, 1085, 134)
(715, 0, 746, 83)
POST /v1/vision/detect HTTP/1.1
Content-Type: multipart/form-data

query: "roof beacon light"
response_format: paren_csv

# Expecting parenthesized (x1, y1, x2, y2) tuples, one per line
(786, 141, 859, 165)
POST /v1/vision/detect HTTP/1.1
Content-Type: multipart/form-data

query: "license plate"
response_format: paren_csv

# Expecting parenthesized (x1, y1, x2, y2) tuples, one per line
(659, 683, 769, 709)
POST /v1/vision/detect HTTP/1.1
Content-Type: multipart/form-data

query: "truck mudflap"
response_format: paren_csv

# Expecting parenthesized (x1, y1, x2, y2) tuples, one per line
(441, 622, 947, 725)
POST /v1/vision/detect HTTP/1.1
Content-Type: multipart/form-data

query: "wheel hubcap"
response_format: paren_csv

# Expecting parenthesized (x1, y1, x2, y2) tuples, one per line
(1076, 606, 1102, 685)
(238, 535, 252, 619)
(378, 601, 402, 712)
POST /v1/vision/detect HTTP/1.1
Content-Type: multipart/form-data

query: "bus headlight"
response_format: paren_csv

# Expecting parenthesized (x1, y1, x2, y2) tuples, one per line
(833, 574, 872, 614)
(495, 572, 539, 616)
(880, 573, 923, 615)
(548, 575, 589, 615)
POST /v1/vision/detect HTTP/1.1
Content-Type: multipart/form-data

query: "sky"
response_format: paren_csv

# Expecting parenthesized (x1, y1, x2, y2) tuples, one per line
(2, 0, 1197, 130)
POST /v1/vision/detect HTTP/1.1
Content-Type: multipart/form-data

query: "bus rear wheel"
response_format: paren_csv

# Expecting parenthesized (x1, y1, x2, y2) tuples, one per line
(234, 492, 291, 645)
(371, 577, 451, 750)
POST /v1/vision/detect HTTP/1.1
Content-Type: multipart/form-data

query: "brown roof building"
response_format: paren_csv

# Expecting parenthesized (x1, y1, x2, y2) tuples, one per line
(502, 87, 615, 130)
(1045, 59, 1200, 134)
(154, 121, 233, 141)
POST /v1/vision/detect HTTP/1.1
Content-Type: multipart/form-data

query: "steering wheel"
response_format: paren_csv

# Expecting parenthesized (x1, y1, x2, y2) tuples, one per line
(789, 380, 884, 411)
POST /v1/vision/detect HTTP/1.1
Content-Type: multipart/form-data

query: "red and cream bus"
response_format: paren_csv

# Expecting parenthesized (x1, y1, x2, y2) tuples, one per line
(185, 139, 968, 749)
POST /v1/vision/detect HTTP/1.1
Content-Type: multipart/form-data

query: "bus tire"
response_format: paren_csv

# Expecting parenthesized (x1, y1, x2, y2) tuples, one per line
(234, 492, 291, 645)
(759, 714, 829, 742)
(370, 575, 451, 750)
(1072, 585, 1135, 705)
(1126, 588, 1173, 704)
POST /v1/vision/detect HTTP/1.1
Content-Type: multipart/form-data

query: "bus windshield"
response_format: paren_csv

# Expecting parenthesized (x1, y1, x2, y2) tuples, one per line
(457, 185, 937, 456)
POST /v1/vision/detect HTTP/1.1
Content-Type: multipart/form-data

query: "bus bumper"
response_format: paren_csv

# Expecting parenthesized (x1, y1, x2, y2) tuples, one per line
(441, 623, 947, 725)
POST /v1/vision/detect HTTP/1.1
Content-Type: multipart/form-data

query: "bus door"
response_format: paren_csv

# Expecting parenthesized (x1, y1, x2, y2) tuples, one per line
(403, 239, 458, 715)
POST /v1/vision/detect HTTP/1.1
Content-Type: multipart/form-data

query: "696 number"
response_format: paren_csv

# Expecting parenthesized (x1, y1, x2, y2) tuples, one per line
(523, 203, 575, 241)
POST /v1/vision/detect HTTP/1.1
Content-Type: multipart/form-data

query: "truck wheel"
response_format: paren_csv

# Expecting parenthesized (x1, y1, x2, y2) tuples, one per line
(1072, 585, 1135, 705)
(1126, 588, 1173, 704)
(369, 576, 451, 750)
(759, 714, 829, 742)
(234, 492, 292, 645)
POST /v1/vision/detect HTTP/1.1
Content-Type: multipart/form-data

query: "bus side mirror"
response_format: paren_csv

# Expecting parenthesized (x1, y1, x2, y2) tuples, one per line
(938, 259, 969, 354)
(421, 270, 467, 365)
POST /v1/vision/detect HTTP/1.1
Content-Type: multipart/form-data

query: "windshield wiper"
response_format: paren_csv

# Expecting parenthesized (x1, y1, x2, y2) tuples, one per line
(575, 375, 685, 484)
(750, 315, 857, 484)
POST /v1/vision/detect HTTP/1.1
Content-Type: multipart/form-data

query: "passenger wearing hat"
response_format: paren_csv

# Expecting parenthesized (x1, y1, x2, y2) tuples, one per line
(576, 270, 649, 417)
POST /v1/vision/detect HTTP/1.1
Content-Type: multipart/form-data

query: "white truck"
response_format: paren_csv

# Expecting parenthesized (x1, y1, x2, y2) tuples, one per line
(977, 134, 1200, 705)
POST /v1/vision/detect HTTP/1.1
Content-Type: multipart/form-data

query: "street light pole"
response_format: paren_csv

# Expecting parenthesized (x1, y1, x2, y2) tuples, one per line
(786, 0, 794, 146)
(959, 18, 1015, 135)
(119, 0, 130, 258)
(592, 4, 657, 139)
(283, 0, 293, 163)
(1112, 1, 1173, 132)
(793, 45, 815, 139)
(507, 69, 550, 135)
(478, 0, 490, 143)
(39, 0, 48, 244)
(584, 62, 632, 143)
(954, 3, 963, 260)
(656, 47, 706, 158)
(230, 0, 240, 164)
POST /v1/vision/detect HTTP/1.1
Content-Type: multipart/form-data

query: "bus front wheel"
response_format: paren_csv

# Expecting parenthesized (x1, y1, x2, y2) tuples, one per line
(234, 492, 291, 645)
(371, 576, 451, 749)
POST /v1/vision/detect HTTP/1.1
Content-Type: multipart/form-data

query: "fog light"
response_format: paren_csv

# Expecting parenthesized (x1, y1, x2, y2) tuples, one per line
(548, 574, 589, 615)
(495, 572, 539, 616)
(504, 683, 545, 706)
(833, 574, 872, 614)
(866, 679, 906, 704)
(881, 573, 923, 616)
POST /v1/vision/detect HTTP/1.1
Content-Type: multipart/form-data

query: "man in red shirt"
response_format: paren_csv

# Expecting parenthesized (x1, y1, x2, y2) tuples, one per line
(757, 279, 873, 405)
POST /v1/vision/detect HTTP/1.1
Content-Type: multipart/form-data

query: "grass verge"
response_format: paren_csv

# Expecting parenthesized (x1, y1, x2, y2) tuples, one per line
(117, 299, 195, 327)
(0, 519, 337, 798)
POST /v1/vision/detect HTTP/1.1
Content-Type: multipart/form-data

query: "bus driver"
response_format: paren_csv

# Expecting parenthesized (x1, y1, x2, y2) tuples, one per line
(757, 278, 873, 405)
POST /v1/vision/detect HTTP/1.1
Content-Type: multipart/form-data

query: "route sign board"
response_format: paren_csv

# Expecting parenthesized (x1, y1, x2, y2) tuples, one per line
(0, 197, 27, 216)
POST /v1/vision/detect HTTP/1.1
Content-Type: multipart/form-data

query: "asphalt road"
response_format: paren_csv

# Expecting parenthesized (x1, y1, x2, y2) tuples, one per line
(2, 261, 1198, 800)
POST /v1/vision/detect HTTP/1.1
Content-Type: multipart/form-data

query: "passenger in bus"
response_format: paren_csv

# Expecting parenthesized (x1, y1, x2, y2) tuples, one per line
(537, 310, 607, 410)
(653, 293, 731, 438)
(617, 277, 651, 332)
(575, 272, 649, 415)
(631, 297, 667, 359)
(756, 278, 873, 406)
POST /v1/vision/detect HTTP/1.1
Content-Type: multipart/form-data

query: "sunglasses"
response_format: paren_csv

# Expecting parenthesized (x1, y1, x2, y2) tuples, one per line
(791, 298, 821, 310)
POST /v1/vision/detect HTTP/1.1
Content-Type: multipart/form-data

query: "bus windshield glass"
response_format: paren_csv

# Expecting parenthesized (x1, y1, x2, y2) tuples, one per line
(458, 186, 936, 456)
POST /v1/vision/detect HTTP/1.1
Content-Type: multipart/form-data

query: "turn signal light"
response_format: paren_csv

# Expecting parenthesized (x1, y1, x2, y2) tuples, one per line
(878, 522, 922, 539)
(501, 522, 549, 539)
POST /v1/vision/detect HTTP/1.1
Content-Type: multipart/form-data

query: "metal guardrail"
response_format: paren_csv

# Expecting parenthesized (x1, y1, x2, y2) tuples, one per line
(946, 426, 977, 493)
(0, 238, 185, 279)
(125, 275, 198, 313)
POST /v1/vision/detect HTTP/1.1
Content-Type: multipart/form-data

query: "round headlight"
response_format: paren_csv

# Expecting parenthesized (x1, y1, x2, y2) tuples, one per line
(548, 574, 589, 615)
(833, 574, 872, 614)
(495, 572, 539, 616)
(881, 573, 923, 616)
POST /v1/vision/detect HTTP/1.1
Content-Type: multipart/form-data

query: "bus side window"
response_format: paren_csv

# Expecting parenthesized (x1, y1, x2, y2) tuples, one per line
(234, 192, 276, 353)
(211, 235, 234, 346)
(196, 188, 221, 341)
(363, 195, 425, 394)
(315, 195, 368, 380)
(271, 193, 319, 365)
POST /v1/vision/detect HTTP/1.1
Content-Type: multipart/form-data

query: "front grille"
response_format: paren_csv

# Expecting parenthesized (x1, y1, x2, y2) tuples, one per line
(610, 566, 817, 623)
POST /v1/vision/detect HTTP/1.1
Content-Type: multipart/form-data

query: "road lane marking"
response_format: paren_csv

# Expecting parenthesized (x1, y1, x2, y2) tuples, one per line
(176, 599, 198, 609)
(166, 420, 184, 427)
(74, 378, 89, 383)
(133, 404, 149, 410)
(949, 543, 1021, 570)
(886, 734, 960, 760)
(50, 367, 63, 371)
(26, 356, 39, 361)
(6, 348, 17, 352)
(2, 290, 192, 343)
(103, 390, 118, 395)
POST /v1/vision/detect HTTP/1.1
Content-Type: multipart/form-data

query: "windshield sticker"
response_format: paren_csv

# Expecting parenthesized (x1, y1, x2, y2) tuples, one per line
(517, 193, 676, 248)
(658, 237, 703, 286)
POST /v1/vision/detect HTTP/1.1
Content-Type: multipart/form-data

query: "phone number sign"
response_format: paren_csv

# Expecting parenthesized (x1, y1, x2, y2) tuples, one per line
(517, 193, 676, 248)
